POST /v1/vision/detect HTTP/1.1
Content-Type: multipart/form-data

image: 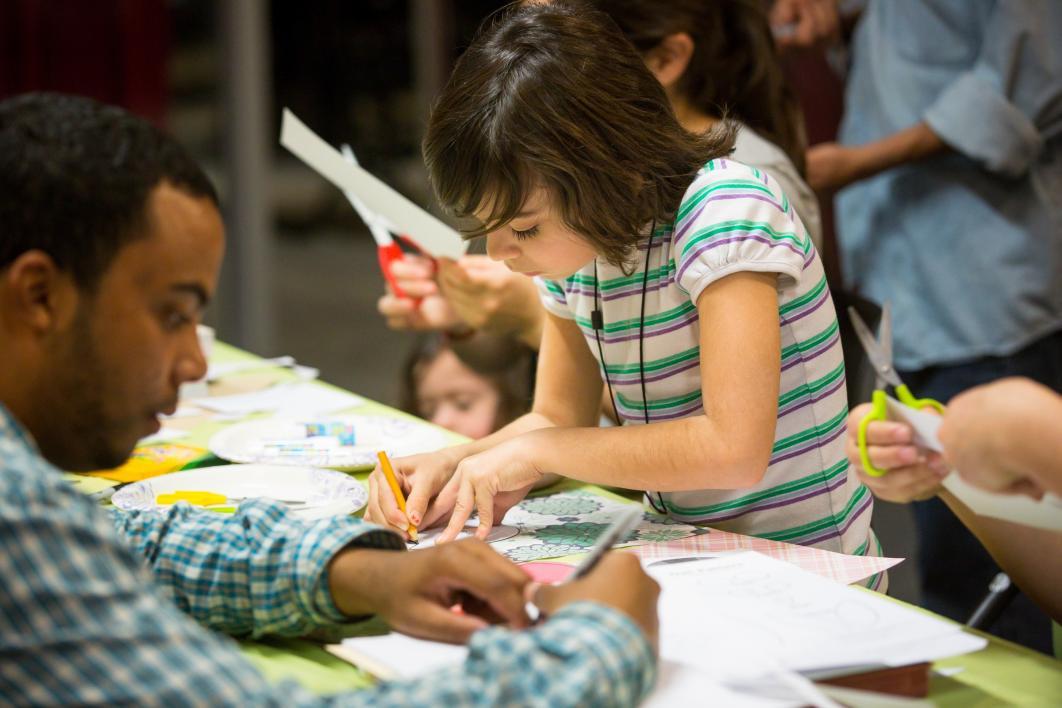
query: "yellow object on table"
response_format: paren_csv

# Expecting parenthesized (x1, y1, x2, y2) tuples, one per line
(81, 443, 208, 483)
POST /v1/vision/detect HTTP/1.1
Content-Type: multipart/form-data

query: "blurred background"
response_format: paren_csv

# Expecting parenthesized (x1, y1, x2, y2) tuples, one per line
(1, 0, 918, 599)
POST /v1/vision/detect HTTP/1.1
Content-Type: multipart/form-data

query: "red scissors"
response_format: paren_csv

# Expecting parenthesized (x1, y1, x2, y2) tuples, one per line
(340, 144, 433, 302)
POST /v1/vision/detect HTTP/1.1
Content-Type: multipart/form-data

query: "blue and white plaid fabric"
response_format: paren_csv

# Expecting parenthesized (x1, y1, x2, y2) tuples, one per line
(0, 404, 655, 706)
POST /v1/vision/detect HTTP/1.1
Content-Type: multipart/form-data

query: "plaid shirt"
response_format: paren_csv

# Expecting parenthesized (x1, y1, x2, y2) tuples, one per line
(0, 404, 655, 706)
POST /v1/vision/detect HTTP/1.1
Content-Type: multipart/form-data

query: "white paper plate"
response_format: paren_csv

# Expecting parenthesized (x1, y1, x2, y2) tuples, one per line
(111, 463, 367, 519)
(208, 415, 451, 470)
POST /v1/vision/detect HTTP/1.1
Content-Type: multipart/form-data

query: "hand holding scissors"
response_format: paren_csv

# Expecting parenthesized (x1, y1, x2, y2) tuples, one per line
(849, 303, 945, 477)
(340, 144, 432, 302)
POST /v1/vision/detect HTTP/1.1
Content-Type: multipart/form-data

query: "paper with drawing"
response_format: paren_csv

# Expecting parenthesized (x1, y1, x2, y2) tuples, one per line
(432, 490, 702, 563)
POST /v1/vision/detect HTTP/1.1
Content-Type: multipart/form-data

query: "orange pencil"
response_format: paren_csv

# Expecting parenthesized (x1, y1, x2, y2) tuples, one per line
(376, 450, 419, 543)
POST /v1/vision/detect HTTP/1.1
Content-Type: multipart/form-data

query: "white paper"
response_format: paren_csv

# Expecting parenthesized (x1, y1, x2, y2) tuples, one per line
(137, 426, 190, 445)
(410, 523, 520, 549)
(645, 661, 797, 707)
(645, 552, 986, 683)
(333, 639, 796, 705)
(195, 383, 364, 417)
(280, 109, 466, 259)
(332, 633, 468, 680)
(884, 396, 1062, 531)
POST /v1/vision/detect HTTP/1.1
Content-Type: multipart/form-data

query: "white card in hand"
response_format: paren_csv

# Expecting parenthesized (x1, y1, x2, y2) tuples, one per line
(280, 109, 466, 259)
(884, 395, 1062, 531)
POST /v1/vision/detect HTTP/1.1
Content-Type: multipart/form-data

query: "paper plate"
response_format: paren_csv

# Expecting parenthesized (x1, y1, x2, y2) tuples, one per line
(208, 415, 451, 470)
(111, 463, 367, 519)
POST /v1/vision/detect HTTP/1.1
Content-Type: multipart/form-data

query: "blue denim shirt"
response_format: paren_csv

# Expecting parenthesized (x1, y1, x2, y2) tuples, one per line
(836, 0, 1062, 370)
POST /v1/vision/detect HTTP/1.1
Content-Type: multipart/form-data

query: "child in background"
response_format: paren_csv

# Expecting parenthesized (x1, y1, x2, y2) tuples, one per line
(377, 0, 821, 345)
(366, 2, 879, 580)
(401, 333, 534, 440)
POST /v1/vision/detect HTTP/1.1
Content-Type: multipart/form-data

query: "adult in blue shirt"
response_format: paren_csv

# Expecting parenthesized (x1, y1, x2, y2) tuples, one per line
(806, 0, 1062, 652)
(0, 92, 659, 705)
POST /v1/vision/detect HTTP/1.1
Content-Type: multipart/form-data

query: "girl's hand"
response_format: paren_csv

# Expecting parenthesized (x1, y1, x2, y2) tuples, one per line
(437, 436, 544, 542)
(365, 447, 467, 539)
(845, 403, 949, 503)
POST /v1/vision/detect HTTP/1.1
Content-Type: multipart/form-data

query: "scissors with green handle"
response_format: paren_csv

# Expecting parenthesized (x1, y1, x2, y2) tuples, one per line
(848, 303, 945, 477)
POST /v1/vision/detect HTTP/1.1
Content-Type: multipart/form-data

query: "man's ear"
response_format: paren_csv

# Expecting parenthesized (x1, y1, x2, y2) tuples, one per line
(0, 250, 80, 336)
(643, 32, 695, 91)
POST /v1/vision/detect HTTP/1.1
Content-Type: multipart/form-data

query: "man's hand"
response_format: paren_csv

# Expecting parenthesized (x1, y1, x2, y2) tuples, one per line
(769, 0, 841, 52)
(845, 403, 949, 503)
(328, 540, 532, 644)
(807, 142, 868, 193)
(530, 553, 660, 649)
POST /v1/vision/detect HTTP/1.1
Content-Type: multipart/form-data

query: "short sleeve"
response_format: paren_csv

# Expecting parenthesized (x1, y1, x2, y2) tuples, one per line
(922, 2, 1062, 177)
(673, 165, 810, 304)
(534, 276, 575, 320)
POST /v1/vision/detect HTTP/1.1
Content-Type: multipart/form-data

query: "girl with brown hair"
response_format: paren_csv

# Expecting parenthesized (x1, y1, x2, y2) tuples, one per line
(367, 2, 880, 578)
(377, 0, 821, 344)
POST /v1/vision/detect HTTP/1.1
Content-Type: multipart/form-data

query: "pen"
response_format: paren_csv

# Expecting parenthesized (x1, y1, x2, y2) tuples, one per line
(376, 450, 419, 544)
(526, 505, 643, 621)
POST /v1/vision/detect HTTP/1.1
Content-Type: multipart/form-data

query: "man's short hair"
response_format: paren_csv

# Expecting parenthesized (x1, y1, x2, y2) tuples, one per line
(0, 92, 218, 289)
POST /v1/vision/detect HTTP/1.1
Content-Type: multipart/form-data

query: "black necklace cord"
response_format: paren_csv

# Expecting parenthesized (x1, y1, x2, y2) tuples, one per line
(638, 224, 655, 426)
(592, 260, 619, 423)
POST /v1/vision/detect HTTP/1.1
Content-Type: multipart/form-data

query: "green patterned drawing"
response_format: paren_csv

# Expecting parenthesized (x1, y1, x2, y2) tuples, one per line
(520, 493, 603, 516)
(633, 526, 695, 543)
(532, 522, 610, 547)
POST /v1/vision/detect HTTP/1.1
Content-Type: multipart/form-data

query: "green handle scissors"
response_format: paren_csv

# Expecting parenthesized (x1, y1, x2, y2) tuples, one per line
(849, 303, 945, 477)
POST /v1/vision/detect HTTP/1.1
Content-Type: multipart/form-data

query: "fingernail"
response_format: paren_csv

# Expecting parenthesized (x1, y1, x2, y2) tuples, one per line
(898, 447, 918, 464)
(409, 512, 421, 524)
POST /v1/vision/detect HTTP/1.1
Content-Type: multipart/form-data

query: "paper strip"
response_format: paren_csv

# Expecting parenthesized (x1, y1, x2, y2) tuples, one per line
(280, 109, 466, 259)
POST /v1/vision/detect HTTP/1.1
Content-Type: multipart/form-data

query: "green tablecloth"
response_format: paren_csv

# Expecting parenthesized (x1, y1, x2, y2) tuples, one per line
(106, 343, 1062, 704)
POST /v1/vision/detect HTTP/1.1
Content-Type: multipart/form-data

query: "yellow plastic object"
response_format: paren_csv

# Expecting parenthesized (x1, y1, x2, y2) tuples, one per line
(156, 490, 228, 506)
(81, 443, 207, 482)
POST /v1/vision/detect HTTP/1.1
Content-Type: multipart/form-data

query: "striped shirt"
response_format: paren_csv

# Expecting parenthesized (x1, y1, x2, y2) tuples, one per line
(0, 403, 656, 706)
(537, 159, 881, 579)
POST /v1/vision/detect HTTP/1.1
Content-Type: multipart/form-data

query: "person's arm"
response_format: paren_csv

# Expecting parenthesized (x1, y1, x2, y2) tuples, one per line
(940, 491, 1062, 623)
(437, 271, 780, 538)
(2, 466, 657, 705)
(807, 122, 947, 192)
(112, 498, 403, 638)
(845, 405, 1062, 623)
(809, 2, 1062, 192)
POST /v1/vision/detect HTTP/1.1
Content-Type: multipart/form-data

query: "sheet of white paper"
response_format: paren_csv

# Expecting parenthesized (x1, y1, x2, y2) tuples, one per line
(137, 426, 190, 445)
(884, 396, 1062, 531)
(333, 633, 468, 680)
(645, 661, 797, 707)
(195, 383, 364, 417)
(280, 109, 466, 259)
(334, 639, 797, 705)
(646, 552, 985, 683)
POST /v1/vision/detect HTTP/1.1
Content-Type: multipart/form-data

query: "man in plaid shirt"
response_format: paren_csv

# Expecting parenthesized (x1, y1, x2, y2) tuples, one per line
(0, 93, 658, 707)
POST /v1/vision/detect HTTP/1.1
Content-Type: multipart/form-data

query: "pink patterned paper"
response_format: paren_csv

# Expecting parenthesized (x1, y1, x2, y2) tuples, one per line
(628, 530, 902, 586)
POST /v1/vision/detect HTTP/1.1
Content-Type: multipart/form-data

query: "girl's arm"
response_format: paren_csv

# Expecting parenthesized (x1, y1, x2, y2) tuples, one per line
(440, 271, 780, 539)
(528, 270, 779, 490)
